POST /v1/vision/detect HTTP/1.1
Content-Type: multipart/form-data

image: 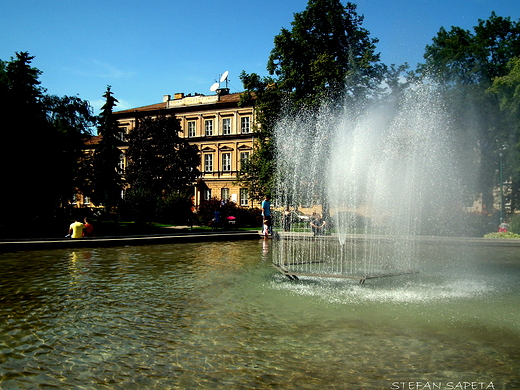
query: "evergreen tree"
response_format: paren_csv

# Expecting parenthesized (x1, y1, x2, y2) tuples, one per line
(92, 86, 124, 213)
(0, 52, 54, 223)
(0, 52, 96, 230)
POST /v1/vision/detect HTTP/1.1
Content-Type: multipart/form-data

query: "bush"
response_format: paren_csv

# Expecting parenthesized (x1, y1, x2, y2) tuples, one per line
(197, 198, 224, 226)
(509, 214, 520, 234)
(197, 198, 262, 228)
(483, 231, 520, 239)
(156, 192, 195, 225)
(120, 187, 159, 224)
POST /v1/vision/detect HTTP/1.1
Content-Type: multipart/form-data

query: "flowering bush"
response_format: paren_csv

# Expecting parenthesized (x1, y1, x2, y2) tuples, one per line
(483, 231, 520, 239)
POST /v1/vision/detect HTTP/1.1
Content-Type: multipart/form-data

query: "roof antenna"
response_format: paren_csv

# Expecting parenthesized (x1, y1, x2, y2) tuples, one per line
(209, 71, 230, 95)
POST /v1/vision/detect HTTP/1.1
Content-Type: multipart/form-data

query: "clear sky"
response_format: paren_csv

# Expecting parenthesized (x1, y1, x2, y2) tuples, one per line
(1, 0, 518, 114)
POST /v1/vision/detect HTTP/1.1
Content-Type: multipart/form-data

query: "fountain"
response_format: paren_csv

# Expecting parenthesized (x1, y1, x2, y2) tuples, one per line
(1, 84, 518, 389)
(272, 84, 467, 282)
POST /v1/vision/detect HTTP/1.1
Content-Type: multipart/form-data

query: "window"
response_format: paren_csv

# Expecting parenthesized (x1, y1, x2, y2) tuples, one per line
(222, 118, 231, 135)
(241, 117, 250, 134)
(204, 189, 212, 201)
(188, 121, 196, 138)
(118, 126, 127, 141)
(240, 151, 250, 169)
(204, 154, 213, 172)
(205, 119, 213, 136)
(222, 153, 231, 172)
(240, 188, 249, 206)
(221, 188, 229, 201)
(117, 154, 125, 174)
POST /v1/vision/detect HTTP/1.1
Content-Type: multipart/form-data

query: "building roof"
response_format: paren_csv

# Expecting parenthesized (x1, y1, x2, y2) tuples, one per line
(114, 102, 168, 115)
(84, 135, 102, 145)
(113, 92, 245, 116)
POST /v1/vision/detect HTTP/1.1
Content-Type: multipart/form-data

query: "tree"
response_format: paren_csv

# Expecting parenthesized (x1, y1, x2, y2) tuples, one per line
(418, 13, 520, 213)
(125, 114, 200, 223)
(267, 0, 382, 108)
(489, 56, 520, 211)
(92, 86, 124, 213)
(126, 114, 200, 194)
(0, 52, 97, 231)
(236, 73, 281, 200)
(0, 52, 58, 224)
(237, 0, 383, 201)
(42, 95, 96, 208)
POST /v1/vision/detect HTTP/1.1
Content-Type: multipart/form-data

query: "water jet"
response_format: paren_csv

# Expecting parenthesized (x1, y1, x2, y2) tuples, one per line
(272, 84, 465, 282)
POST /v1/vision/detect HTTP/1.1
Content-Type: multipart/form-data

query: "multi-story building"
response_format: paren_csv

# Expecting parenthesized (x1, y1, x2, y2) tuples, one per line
(111, 89, 258, 209)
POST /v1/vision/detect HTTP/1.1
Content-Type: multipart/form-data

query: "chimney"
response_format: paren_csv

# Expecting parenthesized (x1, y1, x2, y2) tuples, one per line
(163, 95, 171, 102)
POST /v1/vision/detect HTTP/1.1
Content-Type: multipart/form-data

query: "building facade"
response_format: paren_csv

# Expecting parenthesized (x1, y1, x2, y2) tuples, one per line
(112, 90, 258, 209)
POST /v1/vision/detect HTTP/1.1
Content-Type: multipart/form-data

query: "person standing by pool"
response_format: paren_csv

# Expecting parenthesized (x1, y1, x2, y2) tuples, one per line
(310, 213, 327, 236)
(261, 196, 272, 234)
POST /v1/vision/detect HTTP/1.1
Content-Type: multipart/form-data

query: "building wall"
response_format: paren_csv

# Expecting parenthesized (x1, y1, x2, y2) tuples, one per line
(112, 92, 260, 209)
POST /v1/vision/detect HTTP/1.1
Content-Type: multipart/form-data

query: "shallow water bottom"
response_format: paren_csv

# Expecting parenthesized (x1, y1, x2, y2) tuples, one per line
(0, 240, 519, 389)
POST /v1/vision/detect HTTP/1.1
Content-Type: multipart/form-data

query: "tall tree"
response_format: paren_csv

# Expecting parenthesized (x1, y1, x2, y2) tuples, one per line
(418, 13, 520, 213)
(489, 56, 520, 212)
(236, 73, 281, 200)
(126, 114, 200, 194)
(42, 95, 96, 208)
(0, 52, 97, 230)
(0, 52, 55, 224)
(92, 86, 124, 212)
(267, 0, 382, 108)
(237, 0, 383, 201)
(125, 114, 200, 223)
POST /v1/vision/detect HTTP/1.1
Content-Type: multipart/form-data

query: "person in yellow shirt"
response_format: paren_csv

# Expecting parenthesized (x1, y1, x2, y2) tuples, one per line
(68, 218, 85, 238)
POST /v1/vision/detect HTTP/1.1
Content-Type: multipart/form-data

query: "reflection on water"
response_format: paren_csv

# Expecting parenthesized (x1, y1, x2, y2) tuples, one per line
(0, 240, 519, 389)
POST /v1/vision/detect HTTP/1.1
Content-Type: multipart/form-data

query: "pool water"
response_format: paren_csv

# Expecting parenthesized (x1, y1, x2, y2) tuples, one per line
(0, 240, 519, 389)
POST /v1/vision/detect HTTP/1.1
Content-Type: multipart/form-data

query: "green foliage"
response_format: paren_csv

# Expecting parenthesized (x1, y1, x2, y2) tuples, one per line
(236, 137, 275, 202)
(42, 95, 96, 205)
(417, 13, 520, 213)
(0, 52, 96, 224)
(126, 114, 200, 194)
(120, 187, 159, 224)
(92, 86, 124, 211)
(508, 213, 520, 234)
(237, 0, 384, 201)
(483, 231, 520, 239)
(267, 0, 382, 107)
(156, 192, 195, 225)
(120, 188, 194, 225)
(489, 57, 520, 211)
(196, 198, 261, 228)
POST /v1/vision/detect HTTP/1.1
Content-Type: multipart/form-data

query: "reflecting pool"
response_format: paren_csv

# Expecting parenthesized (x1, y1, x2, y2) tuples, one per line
(1, 240, 519, 389)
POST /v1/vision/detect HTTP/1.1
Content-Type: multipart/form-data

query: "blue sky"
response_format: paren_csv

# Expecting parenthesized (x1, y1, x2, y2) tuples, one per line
(1, 0, 518, 114)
